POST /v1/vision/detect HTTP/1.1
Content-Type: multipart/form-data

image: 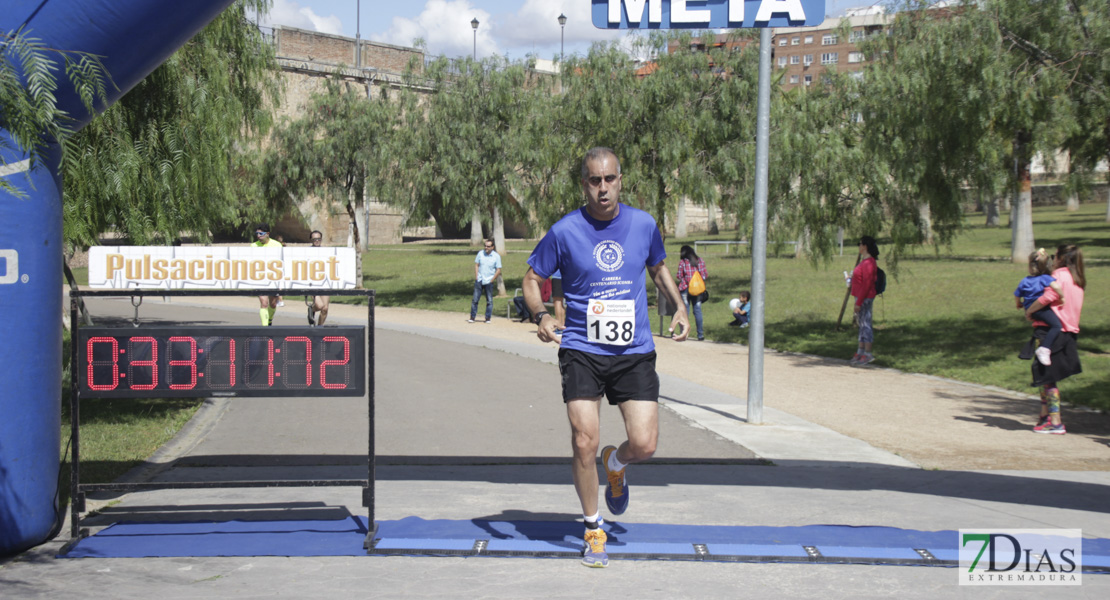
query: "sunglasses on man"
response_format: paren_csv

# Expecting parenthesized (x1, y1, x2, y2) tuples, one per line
(256, 231, 268, 237)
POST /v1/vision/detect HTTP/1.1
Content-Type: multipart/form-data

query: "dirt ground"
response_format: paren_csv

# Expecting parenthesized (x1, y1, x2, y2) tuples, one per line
(374, 306, 1110, 472)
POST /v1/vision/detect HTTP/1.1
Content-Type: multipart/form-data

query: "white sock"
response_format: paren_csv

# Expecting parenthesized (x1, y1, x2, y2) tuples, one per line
(583, 512, 603, 529)
(607, 450, 627, 472)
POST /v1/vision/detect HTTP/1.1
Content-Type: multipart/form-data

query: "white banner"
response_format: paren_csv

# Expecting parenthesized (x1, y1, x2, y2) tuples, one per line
(88, 246, 359, 290)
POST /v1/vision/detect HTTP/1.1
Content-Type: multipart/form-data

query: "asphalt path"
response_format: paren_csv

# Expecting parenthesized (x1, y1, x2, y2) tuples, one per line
(2, 295, 1108, 599)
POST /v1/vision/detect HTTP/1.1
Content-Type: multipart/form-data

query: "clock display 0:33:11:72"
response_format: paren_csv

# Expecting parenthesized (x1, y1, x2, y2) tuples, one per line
(77, 326, 366, 398)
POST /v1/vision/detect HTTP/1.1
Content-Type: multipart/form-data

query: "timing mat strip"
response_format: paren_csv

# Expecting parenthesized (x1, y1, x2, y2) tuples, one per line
(60, 516, 1110, 570)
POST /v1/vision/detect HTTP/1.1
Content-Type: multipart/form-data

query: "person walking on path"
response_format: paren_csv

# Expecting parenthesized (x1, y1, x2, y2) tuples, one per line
(521, 147, 689, 568)
(307, 230, 330, 326)
(676, 245, 709, 341)
(849, 236, 879, 366)
(470, 239, 501, 323)
(1025, 244, 1086, 435)
(252, 223, 282, 326)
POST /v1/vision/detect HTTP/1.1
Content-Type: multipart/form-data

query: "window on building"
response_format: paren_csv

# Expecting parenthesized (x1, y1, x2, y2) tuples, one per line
(790, 55, 800, 65)
(779, 38, 787, 46)
(790, 75, 799, 84)
(850, 30, 866, 43)
(821, 52, 839, 65)
(848, 52, 864, 63)
(804, 74, 812, 86)
(791, 37, 800, 45)
(804, 36, 813, 44)
(778, 56, 788, 67)
(822, 34, 837, 46)
(803, 54, 813, 66)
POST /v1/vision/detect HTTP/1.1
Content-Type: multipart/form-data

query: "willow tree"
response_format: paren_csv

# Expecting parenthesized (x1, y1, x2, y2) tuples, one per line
(389, 55, 539, 294)
(860, 1, 1076, 263)
(1, 28, 107, 196)
(554, 33, 736, 232)
(262, 77, 401, 284)
(61, 0, 280, 248)
(988, 0, 1110, 222)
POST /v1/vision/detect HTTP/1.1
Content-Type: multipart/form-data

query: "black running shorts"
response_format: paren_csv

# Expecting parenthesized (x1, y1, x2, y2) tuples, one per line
(558, 348, 659, 405)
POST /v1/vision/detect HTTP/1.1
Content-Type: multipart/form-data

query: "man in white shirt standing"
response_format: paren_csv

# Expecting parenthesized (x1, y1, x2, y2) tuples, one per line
(469, 239, 501, 323)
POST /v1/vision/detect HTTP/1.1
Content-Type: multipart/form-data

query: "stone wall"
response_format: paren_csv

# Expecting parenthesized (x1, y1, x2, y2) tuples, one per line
(273, 27, 423, 75)
(268, 27, 425, 245)
(1032, 183, 1109, 207)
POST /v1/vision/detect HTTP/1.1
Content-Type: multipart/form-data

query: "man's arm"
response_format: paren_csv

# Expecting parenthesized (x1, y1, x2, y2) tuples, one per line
(523, 267, 559, 343)
(493, 267, 502, 284)
(474, 261, 480, 281)
(648, 260, 689, 341)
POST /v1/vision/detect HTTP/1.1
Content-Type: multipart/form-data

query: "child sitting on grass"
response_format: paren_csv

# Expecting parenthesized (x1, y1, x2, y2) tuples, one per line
(1014, 248, 1065, 366)
(729, 291, 751, 328)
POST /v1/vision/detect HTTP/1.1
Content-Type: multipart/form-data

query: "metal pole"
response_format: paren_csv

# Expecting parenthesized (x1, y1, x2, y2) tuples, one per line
(355, 0, 361, 69)
(747, 27, 772, 425)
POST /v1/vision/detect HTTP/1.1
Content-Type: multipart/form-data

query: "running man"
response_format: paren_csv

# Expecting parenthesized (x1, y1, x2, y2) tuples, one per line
(307, 230, 330, 326)
(252, 223, 282, 326)
(522, 147, 688, 568)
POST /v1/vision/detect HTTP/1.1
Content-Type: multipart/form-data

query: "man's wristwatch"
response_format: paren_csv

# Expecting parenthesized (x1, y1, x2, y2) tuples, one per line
(532, 311, 549, 325)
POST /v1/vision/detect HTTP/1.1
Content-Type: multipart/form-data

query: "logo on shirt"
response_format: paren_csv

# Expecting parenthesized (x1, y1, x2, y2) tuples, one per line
(593, 241, 625, 273)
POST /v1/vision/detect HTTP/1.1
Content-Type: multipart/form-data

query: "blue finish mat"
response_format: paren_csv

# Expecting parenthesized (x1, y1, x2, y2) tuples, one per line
(59, 516, 1110, 570)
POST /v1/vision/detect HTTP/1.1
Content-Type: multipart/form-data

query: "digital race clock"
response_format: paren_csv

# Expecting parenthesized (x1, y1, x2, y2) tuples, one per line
(77, 326, 366, 398)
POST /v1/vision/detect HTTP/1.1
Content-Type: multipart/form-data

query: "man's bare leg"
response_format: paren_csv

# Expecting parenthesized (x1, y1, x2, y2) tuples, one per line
(566, 398, 602, 516)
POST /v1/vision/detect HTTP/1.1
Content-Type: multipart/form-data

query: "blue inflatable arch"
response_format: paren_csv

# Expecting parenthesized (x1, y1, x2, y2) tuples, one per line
(0, 0, 238, 555)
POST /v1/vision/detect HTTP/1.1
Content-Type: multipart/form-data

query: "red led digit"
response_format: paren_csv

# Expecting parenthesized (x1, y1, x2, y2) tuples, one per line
(86, 337, 120, 391)
(203, 337, 236, 389)
(167, 336, 198, 390)
(282, 336, 312, 388)
(319, 336, 350, 389)
(127, 336, 158, 390)
(245, 337, 275, 388)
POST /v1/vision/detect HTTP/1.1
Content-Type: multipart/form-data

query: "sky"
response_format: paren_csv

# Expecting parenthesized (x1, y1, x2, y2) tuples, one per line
(254, 0, 875, 62)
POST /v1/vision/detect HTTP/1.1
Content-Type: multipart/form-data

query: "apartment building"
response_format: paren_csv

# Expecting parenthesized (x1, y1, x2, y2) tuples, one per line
(669, 7, 890, 91)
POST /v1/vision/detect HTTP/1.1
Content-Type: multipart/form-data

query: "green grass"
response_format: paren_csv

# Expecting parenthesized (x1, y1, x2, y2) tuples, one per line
(360, 203, 1109, 410)
(59, 332, 202, 494)
(60, 200, 1107, 480)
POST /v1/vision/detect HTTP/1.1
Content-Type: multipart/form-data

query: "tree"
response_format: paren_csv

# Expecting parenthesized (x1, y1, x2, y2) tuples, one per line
(61, 0, 280, 248)
(1, 28, 107, 196)
(263, 77, 400, 284)
(860, 1, 1075, 263)
(390, 55, 540, 295)
(554, 33, 735, 233)
(986, 0, 1110, 222)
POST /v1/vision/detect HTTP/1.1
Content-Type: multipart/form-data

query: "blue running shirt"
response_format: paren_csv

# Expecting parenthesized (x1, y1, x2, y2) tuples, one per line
(528, 204, 666, 355)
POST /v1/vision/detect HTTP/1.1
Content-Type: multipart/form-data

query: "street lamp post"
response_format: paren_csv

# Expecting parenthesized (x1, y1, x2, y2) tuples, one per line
(558, 13, 566, 61)
(471, 17, 479, 61)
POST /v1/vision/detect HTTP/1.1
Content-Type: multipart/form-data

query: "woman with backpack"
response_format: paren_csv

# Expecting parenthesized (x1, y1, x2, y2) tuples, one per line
(677, 245, 709, 341)
(849, 236, 880, 366)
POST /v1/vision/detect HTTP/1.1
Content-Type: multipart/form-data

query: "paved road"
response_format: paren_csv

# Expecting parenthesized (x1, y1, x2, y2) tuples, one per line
(1, 295, 1107, 599)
